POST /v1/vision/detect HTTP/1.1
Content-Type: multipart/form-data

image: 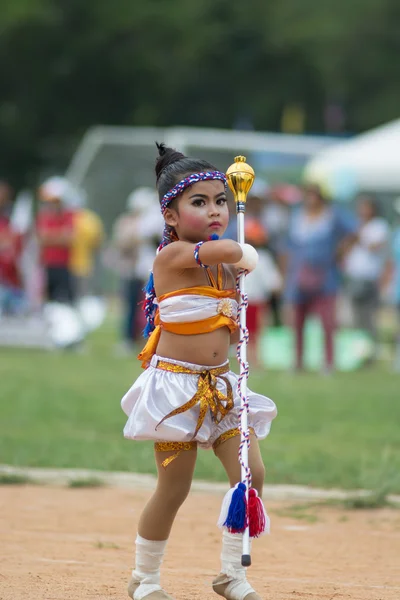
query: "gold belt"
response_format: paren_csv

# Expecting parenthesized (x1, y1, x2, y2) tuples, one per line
(155, 360, 234, 467)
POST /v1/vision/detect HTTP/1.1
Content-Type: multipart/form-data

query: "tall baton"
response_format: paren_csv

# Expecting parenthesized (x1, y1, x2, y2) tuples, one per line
(226, 156, 255, 566)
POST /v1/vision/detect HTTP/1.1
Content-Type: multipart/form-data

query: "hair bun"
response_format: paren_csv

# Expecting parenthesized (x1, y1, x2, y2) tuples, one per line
(155, 142, 185, 181)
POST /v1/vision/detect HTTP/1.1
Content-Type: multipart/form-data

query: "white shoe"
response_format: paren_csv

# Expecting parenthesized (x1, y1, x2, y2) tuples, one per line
(128, 577, 175, 599)
(212, 573, 262, 600)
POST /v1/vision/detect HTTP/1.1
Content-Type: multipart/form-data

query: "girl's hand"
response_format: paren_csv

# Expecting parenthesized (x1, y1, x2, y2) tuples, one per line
(233, 243, 259, 272)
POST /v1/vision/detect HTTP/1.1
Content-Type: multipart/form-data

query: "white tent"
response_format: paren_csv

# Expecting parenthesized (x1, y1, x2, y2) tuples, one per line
(304, 119, 400, 196)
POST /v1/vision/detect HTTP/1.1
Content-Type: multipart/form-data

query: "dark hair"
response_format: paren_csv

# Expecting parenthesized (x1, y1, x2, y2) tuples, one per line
(303, 182, 326, 203)
(155, 142, 217, 202)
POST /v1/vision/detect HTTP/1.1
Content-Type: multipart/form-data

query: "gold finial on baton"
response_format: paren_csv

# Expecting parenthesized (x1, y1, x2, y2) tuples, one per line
(226, 155, 255, 208)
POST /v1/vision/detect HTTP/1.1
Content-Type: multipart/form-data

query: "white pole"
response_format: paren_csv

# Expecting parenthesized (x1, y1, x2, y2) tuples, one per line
(236, 206, 251, 566)
(226, 155, 254, 567)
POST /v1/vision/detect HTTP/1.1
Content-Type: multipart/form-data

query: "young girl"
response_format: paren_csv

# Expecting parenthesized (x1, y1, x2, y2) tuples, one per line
(121, 144, 277, 600)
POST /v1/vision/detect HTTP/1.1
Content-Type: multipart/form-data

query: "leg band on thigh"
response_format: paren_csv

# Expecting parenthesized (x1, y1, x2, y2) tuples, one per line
(154, 441, 197, 468)
(212, 427, 255, 453)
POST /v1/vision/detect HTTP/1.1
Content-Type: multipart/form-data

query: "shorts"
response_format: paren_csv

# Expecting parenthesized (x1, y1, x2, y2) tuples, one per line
(121, 354, 277, 451)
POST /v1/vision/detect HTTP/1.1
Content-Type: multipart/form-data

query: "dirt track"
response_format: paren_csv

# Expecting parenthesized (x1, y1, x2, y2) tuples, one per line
(1, 485, 399, 600)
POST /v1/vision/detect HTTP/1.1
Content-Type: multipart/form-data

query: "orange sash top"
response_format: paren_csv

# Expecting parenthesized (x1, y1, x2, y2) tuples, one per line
(138, 265, 238, 368)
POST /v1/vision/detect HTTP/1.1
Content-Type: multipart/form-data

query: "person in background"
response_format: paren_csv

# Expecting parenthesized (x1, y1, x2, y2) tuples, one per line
(283, 184, 356, 374)
(391, 198, 400, 372)
(262, 183, 291, 327)
(68, 189, 105, 298)
(344, 194, 390, 361)
(0, 181, 25, 314)
(247, 179, 269, 223)
(223, 179, 269, 242)
(0, 181, 13, 221)
(244, 218, 282, 367)
(262, 184, 290, 256)
(36, 178, 75, 304)
(111, 186, 163, 353)
(221, 195, 237, 241)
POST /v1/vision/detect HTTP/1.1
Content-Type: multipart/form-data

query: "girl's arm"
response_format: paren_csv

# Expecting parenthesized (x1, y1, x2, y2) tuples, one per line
(155, 239, 243, 270)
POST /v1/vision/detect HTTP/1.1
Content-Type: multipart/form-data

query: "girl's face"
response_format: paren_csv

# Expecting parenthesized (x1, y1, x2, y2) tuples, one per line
(164, 179, 229, 242)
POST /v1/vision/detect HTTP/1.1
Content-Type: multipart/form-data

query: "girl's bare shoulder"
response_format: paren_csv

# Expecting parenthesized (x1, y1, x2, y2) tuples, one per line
(154, 240, 186, 259)
(153, 241, 196, 270)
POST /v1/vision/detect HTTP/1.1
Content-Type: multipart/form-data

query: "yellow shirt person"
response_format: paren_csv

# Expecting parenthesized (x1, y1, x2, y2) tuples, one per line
(69, 208, 104, 279)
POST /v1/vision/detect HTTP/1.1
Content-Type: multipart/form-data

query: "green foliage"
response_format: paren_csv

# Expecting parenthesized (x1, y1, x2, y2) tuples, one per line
(0, 472, 32, 485)
(68, 477, 105, 488)
(94, 540, 120, 549)
(342, 493, 391, 510)
(1, 322, 400, 492)
(0, 0, 399, 185)
(343, 449, 400, 509)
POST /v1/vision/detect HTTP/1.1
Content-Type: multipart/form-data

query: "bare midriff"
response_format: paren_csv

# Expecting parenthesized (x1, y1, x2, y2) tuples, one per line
(156, 326, 231, 366)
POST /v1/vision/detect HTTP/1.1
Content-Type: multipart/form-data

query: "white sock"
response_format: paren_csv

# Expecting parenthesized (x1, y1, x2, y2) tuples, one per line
(219, 531, 255, 600)
(132, 535, 168, 599)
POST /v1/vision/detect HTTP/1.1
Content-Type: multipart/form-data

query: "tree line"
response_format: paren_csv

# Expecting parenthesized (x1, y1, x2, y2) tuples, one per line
(1, 0, 399, 187)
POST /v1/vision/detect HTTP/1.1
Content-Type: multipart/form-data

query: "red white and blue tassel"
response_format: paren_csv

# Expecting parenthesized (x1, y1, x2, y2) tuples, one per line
(218, 485, 269, 538)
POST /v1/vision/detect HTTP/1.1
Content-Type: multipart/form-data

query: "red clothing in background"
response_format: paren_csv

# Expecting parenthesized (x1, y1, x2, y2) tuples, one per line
(0, 216, 23, 288)
(36, 210, 74, 266)
(246, 303, 266, 337)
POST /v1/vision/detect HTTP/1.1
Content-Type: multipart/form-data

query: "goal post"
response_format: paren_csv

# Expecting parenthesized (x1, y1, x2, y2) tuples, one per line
(65, 125, 338, 233)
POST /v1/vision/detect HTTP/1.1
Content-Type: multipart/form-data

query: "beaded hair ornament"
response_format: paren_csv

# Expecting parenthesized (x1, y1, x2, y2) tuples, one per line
(143, 170, 227, 337)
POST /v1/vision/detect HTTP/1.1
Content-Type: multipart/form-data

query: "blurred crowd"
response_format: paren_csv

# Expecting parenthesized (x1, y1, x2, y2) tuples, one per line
(0, 177, 104, 313)
(0, 178, 163, 351)
(1, 175, 400, 371)
(224, 182, 400, 372)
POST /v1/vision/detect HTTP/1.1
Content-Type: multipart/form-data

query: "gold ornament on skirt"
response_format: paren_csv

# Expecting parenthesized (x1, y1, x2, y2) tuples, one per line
(217, 298, 234, 318)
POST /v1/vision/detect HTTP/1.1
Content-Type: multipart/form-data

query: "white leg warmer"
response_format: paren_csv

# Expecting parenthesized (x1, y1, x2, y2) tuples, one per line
(131, 535, 168, 600)
(219, 531, 255, 600)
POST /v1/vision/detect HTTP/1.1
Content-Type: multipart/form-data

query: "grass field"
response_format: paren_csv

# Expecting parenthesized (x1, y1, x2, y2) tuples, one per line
(1, 319, 400, 493)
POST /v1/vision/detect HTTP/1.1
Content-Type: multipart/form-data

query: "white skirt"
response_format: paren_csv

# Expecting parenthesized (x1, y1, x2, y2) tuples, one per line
(121, 354, 277, 449)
